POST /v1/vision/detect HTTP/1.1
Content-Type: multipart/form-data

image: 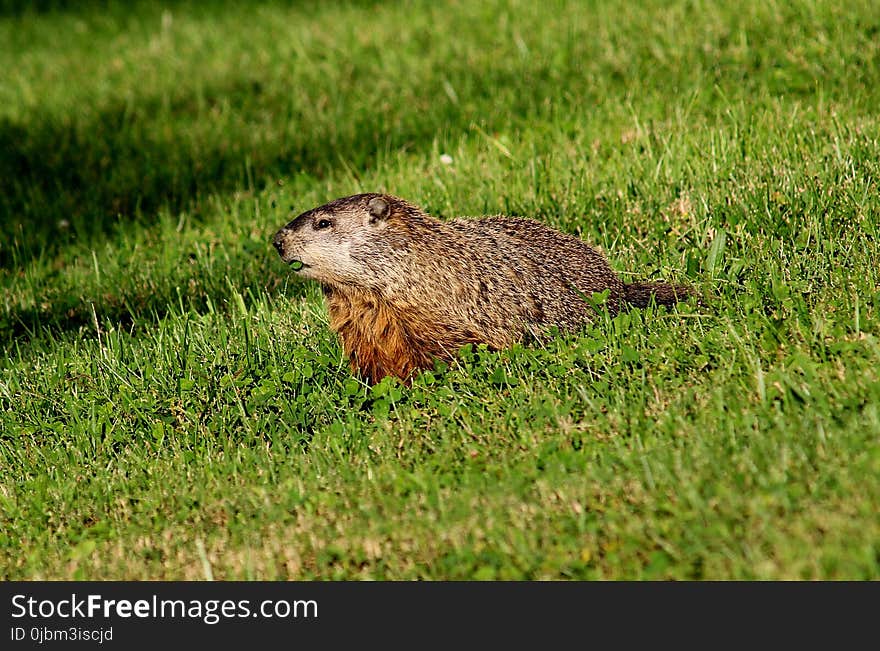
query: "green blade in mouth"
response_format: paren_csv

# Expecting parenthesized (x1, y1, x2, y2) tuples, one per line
(290, 260, 304, 271)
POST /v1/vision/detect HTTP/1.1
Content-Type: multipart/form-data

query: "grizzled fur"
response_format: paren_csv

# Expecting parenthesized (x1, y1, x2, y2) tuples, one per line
(273, 193, 689, 383)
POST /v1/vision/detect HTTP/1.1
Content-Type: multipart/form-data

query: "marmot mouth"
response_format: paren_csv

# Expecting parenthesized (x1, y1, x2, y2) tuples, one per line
(289, 260, 308, 271)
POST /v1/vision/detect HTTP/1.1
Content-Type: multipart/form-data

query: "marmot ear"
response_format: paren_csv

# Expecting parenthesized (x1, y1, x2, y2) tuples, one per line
(367, 196, 390, 223)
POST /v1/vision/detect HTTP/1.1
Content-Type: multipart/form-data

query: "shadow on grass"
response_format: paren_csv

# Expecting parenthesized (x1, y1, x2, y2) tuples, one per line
(0, 0, 330, 18)
(0, 74, 379, 267)
(2, 46, 534, 264)
(0, 265, 309, 347)
(0, 67, 465, 345)
(0, 0, 582, 347)
(0, 0, 121, 15)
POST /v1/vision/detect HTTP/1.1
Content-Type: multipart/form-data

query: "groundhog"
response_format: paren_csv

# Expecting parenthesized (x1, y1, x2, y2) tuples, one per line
(273, 193, 690, 383)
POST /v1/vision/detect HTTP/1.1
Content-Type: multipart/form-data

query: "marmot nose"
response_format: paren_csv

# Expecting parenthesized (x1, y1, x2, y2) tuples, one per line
(272, 230, 286, 254)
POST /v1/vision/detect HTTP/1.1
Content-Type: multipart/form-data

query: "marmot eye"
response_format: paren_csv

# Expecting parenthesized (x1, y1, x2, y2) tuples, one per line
(316, 219, 332, 230)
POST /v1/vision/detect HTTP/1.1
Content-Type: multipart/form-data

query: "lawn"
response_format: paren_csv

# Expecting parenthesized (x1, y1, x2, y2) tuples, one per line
(1, 0, 878, 579)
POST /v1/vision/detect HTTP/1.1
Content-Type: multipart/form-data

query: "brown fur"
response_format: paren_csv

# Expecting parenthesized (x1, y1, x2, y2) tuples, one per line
(623, 281, 691, 308)
(273, 193, 691, 383)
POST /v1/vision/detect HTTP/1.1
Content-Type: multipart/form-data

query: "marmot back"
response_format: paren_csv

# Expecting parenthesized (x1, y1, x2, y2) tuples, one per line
(273, 193, 689, 383)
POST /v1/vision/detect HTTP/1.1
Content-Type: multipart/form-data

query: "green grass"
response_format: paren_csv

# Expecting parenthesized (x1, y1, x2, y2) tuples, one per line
(1, 0, 879, 579)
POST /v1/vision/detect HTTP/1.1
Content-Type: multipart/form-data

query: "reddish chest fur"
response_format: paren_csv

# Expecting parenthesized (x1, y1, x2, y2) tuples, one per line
(326, 289, 444, 383)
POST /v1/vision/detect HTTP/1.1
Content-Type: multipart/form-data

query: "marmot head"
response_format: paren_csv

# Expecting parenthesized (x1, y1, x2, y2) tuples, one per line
(272, 193, 424, 289)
